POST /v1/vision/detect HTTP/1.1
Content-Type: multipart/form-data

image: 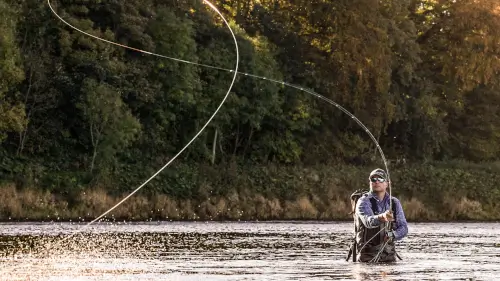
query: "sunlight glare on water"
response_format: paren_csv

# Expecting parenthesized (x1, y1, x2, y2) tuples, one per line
(0, 221, 499, 280)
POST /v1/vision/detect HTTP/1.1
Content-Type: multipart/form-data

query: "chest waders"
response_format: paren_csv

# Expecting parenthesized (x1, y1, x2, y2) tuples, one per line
(346, 192, 402, 262)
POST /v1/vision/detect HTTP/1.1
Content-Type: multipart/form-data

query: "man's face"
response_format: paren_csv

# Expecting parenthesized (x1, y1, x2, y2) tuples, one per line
(370, 176, 388, 192)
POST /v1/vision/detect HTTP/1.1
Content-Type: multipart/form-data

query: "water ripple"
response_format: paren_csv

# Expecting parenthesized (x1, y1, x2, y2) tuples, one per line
(0, 221, 499, 280)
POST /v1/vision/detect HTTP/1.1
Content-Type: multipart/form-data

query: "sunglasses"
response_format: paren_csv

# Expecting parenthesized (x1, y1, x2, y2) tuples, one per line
(370, 177, 386, 183)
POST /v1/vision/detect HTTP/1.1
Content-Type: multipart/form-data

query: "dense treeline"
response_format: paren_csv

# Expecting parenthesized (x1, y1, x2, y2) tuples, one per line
(1, 0, 500, 220)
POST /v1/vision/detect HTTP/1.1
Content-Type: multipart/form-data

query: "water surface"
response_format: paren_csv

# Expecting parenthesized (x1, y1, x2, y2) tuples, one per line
(0, 221, 499, 280)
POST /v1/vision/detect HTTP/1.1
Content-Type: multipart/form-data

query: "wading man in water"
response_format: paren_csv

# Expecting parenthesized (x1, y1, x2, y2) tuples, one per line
(353, 168, 408, 262)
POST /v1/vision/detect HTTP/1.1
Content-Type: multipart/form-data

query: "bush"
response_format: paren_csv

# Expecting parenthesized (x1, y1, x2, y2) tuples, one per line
(0, 161, 499, 221)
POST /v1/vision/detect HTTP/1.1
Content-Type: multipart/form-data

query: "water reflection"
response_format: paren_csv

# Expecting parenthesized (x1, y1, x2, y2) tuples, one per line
(0, 221, 498, 280)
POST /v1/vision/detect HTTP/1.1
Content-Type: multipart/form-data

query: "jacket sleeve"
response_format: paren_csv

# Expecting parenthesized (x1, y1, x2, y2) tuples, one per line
(392, 198, 409, 241)
(355, 196, 382, 228)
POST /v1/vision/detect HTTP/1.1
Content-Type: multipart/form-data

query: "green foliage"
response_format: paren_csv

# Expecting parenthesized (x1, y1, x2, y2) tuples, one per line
(78, 78, 141, 175)
(0, 0, 26, 142)
(1, 0, 500, 218)
(3, 162, 500, 221)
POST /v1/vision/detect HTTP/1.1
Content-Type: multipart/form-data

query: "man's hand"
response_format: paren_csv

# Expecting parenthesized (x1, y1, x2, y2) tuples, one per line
(378, 210, 394, 222)
(385, 231, 395, 242)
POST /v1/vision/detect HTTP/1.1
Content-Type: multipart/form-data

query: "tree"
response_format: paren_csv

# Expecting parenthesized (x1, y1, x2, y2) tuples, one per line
(414, 0, 500, 160)
(0, 0, 26, 143)
(79, 78, 141, 175)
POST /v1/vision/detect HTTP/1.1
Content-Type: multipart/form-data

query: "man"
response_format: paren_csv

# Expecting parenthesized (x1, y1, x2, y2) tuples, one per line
(354, 168, 408, 262)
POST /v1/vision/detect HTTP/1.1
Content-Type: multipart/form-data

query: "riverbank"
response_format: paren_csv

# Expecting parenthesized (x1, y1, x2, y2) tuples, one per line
(1, 162, 499, 222)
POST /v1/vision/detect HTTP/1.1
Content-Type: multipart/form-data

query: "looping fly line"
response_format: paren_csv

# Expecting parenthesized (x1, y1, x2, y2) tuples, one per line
(50, 3, 392, 199)
(46, 0, 242, 243)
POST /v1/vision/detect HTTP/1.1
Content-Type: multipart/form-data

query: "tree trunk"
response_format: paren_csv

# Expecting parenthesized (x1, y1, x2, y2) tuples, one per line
(90, 123, 99, 173)
(90, 143, 98, 173)
(233, 123, 240, 156)
(211, 128, 218, 165)
(242, 126, 254, 159)
(16, 67, 34, 156)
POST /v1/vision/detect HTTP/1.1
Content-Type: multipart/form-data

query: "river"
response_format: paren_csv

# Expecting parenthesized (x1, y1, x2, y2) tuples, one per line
(0, 221, 499, 280)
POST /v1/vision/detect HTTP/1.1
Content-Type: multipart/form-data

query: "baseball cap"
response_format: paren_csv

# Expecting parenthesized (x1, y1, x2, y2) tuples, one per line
(369, 168, 387, 179)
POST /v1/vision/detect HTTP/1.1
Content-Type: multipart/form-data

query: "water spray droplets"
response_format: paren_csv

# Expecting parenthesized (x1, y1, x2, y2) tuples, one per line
(0, 0, 241, 276)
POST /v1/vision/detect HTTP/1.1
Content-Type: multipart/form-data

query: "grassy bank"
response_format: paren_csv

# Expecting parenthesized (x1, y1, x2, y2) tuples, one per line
(1, 162, 499, 222)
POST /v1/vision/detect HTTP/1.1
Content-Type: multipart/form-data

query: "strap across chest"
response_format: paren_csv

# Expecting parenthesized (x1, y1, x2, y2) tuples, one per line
(369, 197, 397, 220)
